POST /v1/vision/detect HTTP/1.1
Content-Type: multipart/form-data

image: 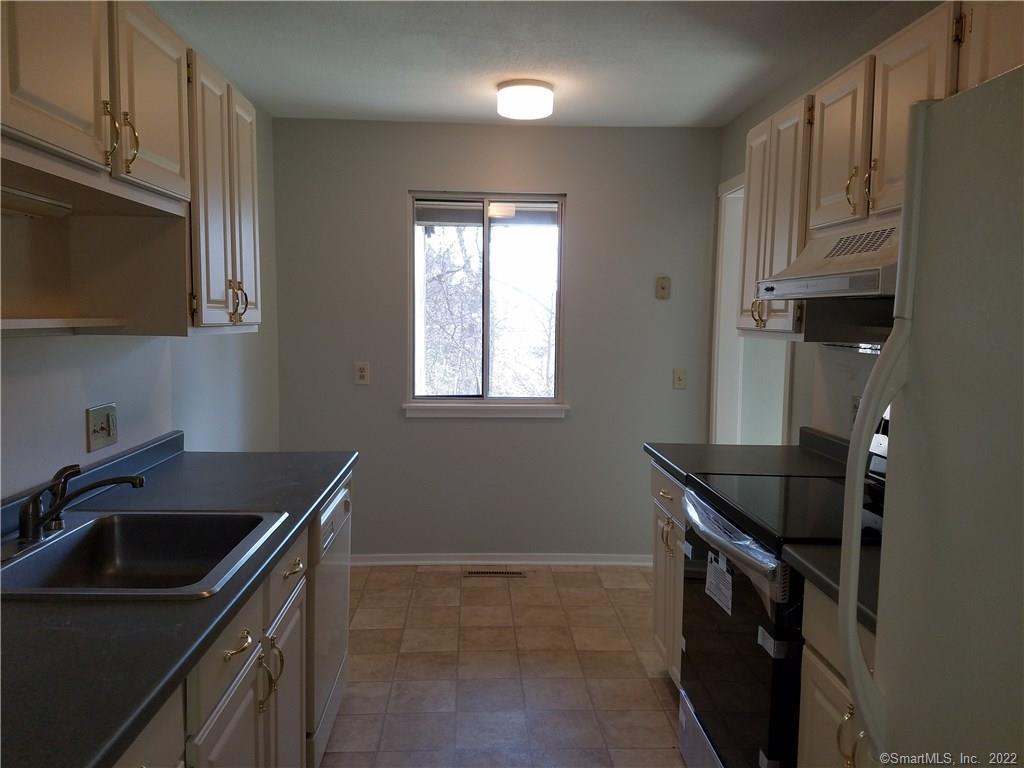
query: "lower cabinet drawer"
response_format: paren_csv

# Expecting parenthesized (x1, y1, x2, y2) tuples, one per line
(802, 582, 876, 682)
(264, 529, 309, 630)
(650, 462, 685, 520)
(190, 588, 264, 727)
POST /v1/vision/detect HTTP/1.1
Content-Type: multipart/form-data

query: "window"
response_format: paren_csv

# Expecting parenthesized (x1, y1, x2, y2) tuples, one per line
(410, 194, 564, 412)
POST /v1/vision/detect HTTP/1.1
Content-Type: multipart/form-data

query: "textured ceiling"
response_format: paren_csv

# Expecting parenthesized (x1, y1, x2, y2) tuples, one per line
(156, 1, 891, 127)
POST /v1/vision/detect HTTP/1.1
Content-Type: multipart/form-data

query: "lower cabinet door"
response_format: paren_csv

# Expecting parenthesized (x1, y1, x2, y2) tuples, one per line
(266, 580, 307, 768)
(192, 648, 268, 768)
(667, 522, 686, 687)
(651, 504, 670, 663)
(798, 647, 876, 768)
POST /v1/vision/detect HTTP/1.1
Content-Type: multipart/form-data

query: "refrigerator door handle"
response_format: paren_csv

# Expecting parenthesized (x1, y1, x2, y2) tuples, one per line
(839, 317, 910, 754)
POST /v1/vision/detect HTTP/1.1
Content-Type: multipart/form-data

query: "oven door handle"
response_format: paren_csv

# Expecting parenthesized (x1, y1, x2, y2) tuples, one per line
(683, 489, 780, 582)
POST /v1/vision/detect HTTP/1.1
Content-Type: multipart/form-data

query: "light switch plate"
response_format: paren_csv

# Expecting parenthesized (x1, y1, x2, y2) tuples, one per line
(655, 276, 671, 300)
(86, 403, 118, 452)
(672, 368, 687, 390)
(354, 361, 370, 385)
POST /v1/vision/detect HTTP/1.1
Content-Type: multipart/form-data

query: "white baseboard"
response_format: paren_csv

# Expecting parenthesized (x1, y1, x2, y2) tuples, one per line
(350, 552, 654, 567)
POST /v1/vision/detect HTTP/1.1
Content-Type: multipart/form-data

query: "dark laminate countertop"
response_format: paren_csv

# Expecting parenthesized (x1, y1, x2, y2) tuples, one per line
(0, 447, 358, 768)
(643, 441, 846, 484)
(783, 543, 881, 633)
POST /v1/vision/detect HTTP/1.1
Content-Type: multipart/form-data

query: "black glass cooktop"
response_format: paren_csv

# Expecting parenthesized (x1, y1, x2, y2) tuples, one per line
(687, 472, 857, 554)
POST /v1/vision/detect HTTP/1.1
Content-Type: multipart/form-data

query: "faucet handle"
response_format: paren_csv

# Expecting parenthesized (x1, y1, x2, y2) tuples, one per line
(48, 464, 82, 502)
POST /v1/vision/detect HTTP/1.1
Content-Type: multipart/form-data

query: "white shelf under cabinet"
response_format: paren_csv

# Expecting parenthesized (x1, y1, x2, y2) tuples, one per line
(1, 316, 126, 337)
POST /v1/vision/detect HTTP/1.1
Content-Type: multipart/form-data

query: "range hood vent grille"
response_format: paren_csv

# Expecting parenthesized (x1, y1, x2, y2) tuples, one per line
(825, 227, 897, 259)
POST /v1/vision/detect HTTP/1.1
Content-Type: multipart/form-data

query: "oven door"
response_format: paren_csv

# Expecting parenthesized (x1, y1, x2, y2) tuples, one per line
(679, 489, 803, 768)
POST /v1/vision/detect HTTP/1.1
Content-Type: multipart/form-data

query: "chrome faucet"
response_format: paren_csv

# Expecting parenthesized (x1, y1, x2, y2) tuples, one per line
(19, 464, 145, 541)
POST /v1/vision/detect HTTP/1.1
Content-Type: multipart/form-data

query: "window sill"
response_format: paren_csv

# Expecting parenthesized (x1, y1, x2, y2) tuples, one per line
(402, 401, 570, 419)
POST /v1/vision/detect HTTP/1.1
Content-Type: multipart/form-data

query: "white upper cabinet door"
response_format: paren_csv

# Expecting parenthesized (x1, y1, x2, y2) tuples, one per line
(869, 5, 955, 214)
(112, 2, 191, 199)
(958, 1, 1024, 91)
(188, 52, 234, 326)
(737, 115, 771, 330)
(761, 95, 812, 331)
(229, 86, 262, 326)
(1, 1, 111, 168)
(807, 57, 875, 230)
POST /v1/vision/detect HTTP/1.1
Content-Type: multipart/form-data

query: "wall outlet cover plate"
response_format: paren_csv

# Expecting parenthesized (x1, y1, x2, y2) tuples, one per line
(86, 403, 118, 452)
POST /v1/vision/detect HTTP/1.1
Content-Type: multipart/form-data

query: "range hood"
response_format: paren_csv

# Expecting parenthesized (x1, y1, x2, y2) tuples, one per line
(757, 224, 899, 300)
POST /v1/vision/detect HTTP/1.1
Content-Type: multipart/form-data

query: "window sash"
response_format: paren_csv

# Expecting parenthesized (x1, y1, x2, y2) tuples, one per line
(411, 193, 563, 402)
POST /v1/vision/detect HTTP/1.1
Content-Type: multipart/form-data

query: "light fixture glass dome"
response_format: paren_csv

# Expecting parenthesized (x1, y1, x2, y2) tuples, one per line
(496, 80, 554, 120)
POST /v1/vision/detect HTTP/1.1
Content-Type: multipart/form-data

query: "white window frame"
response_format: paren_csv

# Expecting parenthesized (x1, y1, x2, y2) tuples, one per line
(404, 191, 569, 419)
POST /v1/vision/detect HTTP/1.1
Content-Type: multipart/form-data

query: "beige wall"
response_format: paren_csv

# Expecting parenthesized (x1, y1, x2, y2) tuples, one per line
(0, 110, 279, 496)
(273, 120, 720, 557)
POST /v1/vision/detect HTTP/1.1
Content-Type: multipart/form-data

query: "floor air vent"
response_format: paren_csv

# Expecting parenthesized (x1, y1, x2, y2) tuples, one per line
(824, 226, 896, 259)
(464, 569, 526, 578)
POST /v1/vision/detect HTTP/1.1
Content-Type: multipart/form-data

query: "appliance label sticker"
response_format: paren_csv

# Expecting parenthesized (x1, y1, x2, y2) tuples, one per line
(705, 551, 732, 615)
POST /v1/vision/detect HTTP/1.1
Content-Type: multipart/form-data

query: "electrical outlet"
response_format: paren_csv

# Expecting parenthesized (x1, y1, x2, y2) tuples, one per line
(86, 403, 118, 452)
(655, 276, 671, 300)
(354, 361, 370, 385)
(672, 368, 687, 390)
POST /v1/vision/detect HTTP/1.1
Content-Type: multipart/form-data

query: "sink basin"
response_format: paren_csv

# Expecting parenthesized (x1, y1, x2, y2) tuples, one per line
(1, 510, 287, 599)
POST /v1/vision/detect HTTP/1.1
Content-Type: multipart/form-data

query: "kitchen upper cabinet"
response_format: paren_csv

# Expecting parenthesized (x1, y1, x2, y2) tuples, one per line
(189, 52, 264, 328)
(1, 1, 112, 168)
(192, 648, 268, 768)
(808, 57, 875, 229)
(230, 87, 262, 326)
(957, 1, 1024, 91)
(738, 115, 771, 331)
(868, 5, 956, 214)
(111, 2, 191, 200)
(265, 582, 307, 768)
(737, 96, 810, 332)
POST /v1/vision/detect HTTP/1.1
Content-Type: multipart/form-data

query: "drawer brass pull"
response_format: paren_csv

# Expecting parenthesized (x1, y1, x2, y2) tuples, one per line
(102, 100, 119, 166)
(657, 489, 674, 502)
(283, 557, 304, 579)
(256, 652, 275, 713)
(269, 634, 284, 691)
(223, 628, 253, 662)
(845, 166, 858, 213)
(664, 519, 675, 557)
(122, 111, 139, 173)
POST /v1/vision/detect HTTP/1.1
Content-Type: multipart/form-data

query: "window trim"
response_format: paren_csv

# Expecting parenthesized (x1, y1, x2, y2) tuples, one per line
(406, 190, 567, 415)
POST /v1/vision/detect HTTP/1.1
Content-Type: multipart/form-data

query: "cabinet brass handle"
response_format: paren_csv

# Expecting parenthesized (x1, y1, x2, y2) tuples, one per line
(657, 489, 674, 503)
(850, 729, 867, 768)
(864, 158, 877, 212)
(758, 299, 768, 328)
(223, 628, 253, 662)
(269, 634, 285, 690)
(238, 286, 250, 319)
(102, 101, 120, 167)
(845, 166, 858, 213)
(837, 704, 861, 764)
(663, 519, 675, 557)
(122, 111, 139, 173)
(256, 652, 275, 713)
(283, 557, 304, 579)
(750, 298, 760, 324)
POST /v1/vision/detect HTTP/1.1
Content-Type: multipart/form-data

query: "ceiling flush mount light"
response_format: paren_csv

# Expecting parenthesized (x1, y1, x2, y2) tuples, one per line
(496, 79, 554, 120)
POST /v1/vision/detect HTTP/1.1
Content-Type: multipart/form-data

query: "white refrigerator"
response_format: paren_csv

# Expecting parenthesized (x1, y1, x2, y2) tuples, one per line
(839, 66, 1023, 755)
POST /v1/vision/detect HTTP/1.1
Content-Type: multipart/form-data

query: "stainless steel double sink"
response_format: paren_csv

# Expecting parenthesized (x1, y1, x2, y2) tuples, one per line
(1, 510, 287, 599)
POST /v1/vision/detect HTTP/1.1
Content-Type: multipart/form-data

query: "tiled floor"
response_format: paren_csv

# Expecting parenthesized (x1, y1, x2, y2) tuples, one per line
(325, 564, 682, 768)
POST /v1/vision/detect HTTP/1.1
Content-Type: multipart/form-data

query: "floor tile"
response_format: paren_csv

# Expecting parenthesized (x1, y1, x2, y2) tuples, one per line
(577, 652, 647, 679)
(351, 607, 408, 630)
(458, 651, 520, 679)
(338, 682, 392, 714)
(518, 650, 583, 679)
(402, 627, 460, 653)
(614, 607, 652, 628)
(596, 570, 649, 590)
(461, 626, 517, 651)
(550, 565, 595, 573)
(565, 606, 621, 627)
(522, 678, 592, 710)
(327, 714, 384, 752)
(349, 629, 404, 655)
(414, 586, 462, 607)
(571, 626, 632, 652)
(557, 588, 611, 607)
(456, 679, 524, 712)
(347, 654, 397, 682)
(462, 585, 511, 606)
(623, 626, 656, 654)
(585, 680, 661, 710)
(388, 679, 457, 712)
(321, 751, 376, 767)
(456, 748, 533, 767)
(608, 749, 683, 767)
(596, 711, 676, 748)
(606, 589, 652, 608)
(416, 571, 464, 588)
(461, 606, 514, 627)
(532, 748, 613, 767)
(456, 711, 529, 750)
(527, 710, 604, 749)
(513, 605, 568, 626)
(510, 585, 561, 606)
(516, 625, 575, 651)
(553, 572, 604, 589)
(350, 569, 369, 591)
(635, 651, 666, 679)
(360, 588, 412, 608)
(648, 677, 679, 711)
(375, 750, 456, 767)
(379, 712, 456, 751)
(365, 568, 416, 590)
(409, 606, 462, 628)
(395, 651, 459, 680)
